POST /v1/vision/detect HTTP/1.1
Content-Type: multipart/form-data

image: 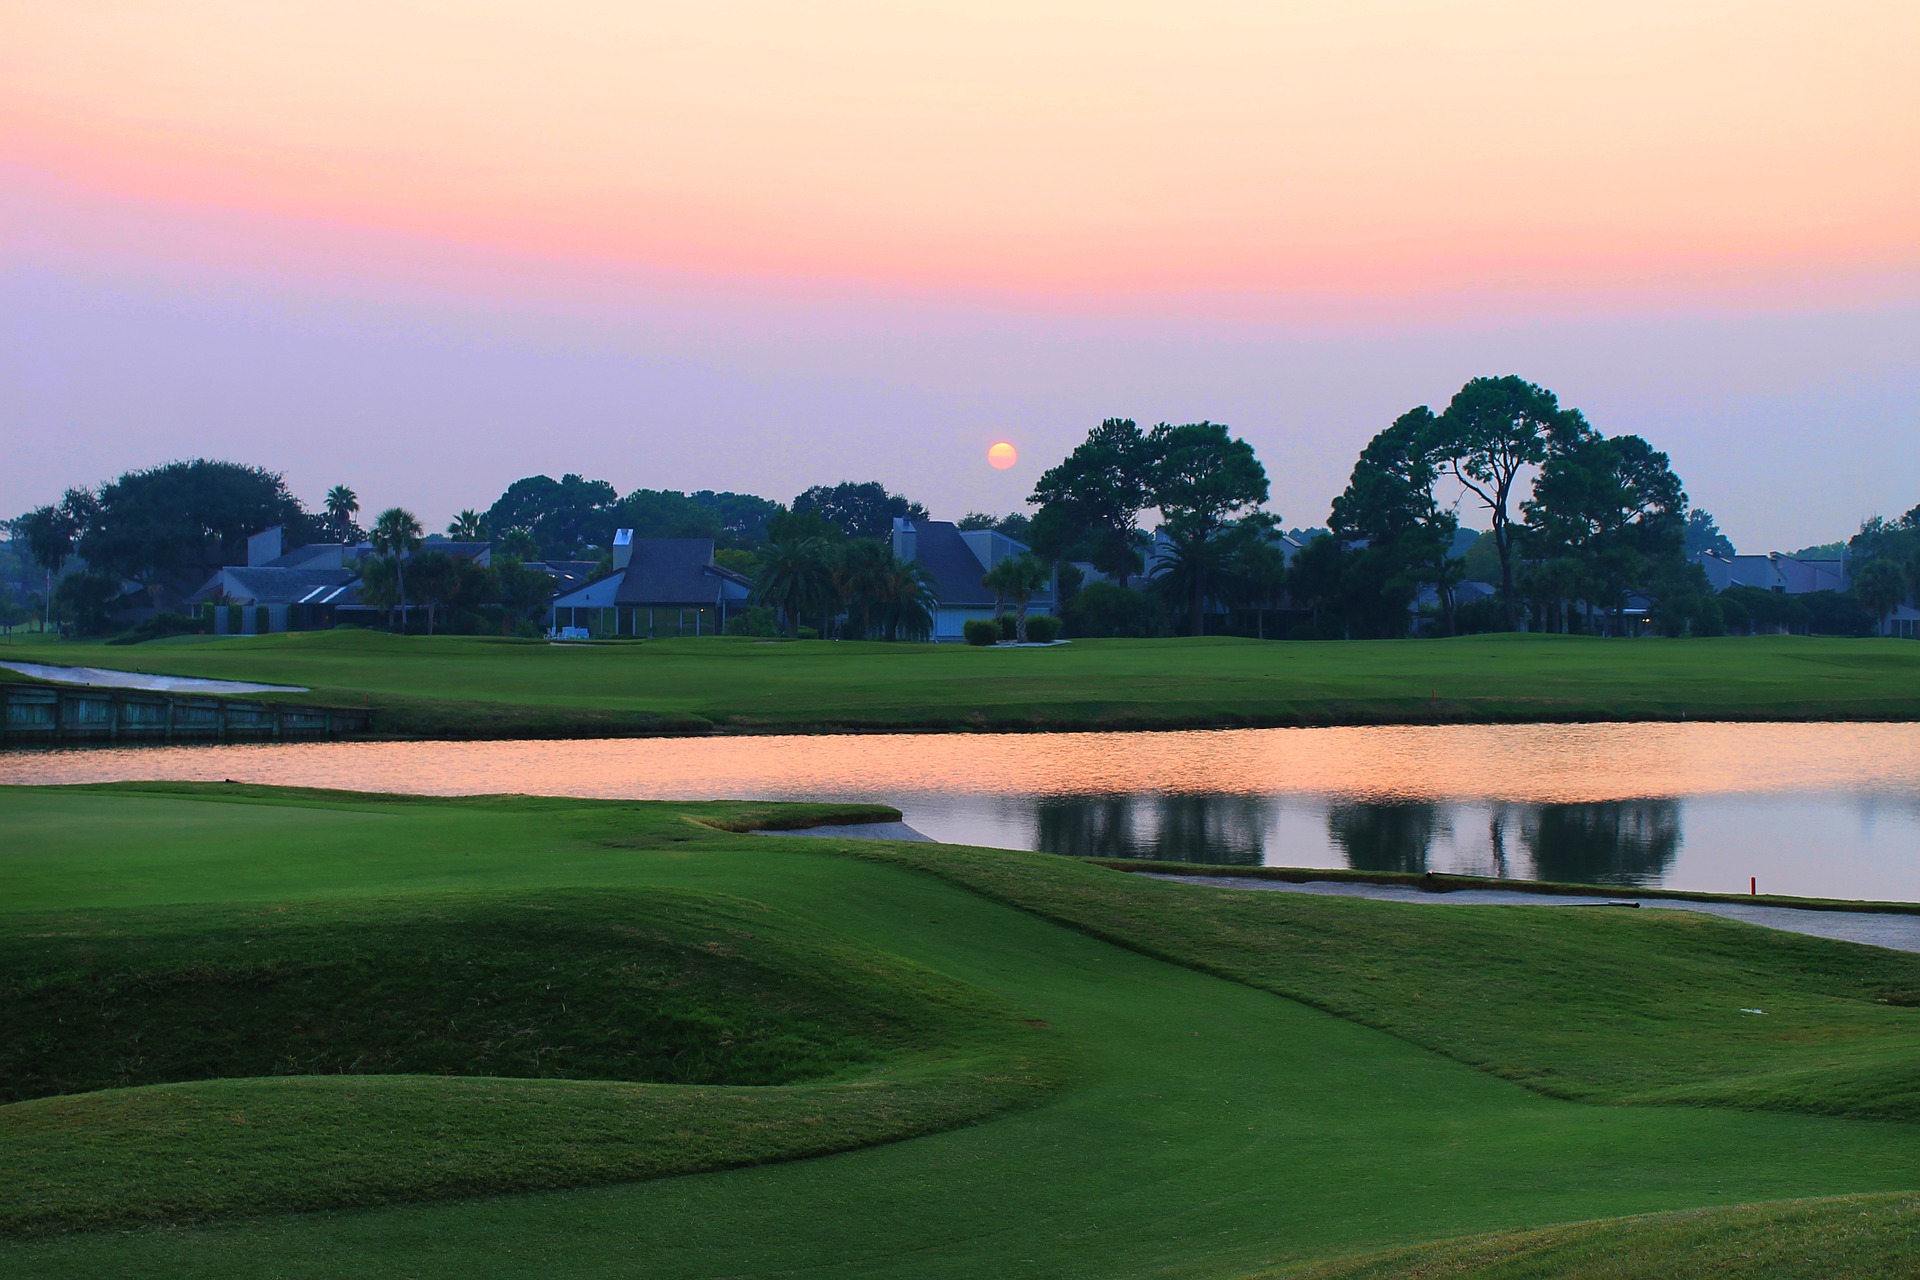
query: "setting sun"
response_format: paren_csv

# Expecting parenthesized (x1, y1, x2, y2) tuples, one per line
(987, 441, 1017, 470)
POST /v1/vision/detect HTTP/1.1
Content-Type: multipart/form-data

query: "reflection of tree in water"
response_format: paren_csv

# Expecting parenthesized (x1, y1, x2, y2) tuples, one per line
(1033, 795, 1144, 858)
(1327, 802, 1439, 874)
(1153, 795, 1269, 865)
(1032, 794, 1268, 865)
(1523, 800, 1682, 887)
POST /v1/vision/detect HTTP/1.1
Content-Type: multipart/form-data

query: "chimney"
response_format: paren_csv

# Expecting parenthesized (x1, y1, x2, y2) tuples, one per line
(612, 528, 635, 571)
(247, 525, 284, 567)
(892, 516, 916, 563)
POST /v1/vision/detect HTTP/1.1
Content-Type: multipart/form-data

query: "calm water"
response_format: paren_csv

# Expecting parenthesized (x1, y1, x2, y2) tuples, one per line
(4, 723, 1917, 901)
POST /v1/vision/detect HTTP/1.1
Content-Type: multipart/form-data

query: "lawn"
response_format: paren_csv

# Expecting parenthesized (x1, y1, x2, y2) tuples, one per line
(2, 783, 1917, 1278)
(4, 629, 1919, 737)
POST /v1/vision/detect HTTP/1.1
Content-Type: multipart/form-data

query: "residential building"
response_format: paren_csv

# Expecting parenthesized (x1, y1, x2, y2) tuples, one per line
(1695, 550, 1848, 595)
(549, 531, 750, 637)
(891, 518, 1054, 641)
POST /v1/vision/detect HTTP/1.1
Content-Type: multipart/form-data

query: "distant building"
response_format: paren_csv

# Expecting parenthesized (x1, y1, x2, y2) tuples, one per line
(1695, 550, 1848, 596)
(892, 518, 1055, 641)
(192, 526, 496, 634)
(549, 531, 750, 637)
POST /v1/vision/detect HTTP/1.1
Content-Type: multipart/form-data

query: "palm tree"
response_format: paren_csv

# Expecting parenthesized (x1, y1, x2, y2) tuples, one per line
(1853, 558, 1909, 636)
(750, 535, 833, 638)
(498, 527, 540, 562)
(368, 507, 423, 630)
(406, 550, 461, 636)
(983, 553, 1050, 643)
(325, 486, 360, 540)
(877, 559, 938, 641)
(834, 539, 896, 639)
(447, 509, 490, 540)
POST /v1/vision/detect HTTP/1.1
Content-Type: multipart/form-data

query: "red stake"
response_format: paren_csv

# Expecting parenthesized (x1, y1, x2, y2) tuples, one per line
(1750, 876, 1756, 896)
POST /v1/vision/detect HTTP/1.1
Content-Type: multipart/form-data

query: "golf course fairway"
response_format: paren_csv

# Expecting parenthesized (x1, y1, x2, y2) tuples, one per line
(3, 783, 1917, 1278)
(5, 630, 1919, 736)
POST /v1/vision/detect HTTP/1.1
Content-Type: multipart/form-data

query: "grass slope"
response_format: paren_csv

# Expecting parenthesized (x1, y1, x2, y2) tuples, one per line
(1275, 1192, 1920, 1280)
(1, 784, 1917, 1278)
(835, 837, 1920, 1122)
(6, 629, 1919, 736)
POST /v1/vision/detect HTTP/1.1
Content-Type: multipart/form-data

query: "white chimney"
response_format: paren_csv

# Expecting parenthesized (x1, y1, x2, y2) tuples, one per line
(612, 528, 635, 571)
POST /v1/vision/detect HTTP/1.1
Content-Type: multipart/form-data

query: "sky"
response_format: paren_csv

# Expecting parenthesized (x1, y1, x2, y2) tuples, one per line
(3, 1, 1916, 550)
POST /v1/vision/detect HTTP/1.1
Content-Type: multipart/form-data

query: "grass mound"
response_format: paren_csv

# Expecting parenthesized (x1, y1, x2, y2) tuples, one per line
(0, 887, 1067, 1235)
(2, 889, 969, 1099)
(1276, 1192, 1920, 1279)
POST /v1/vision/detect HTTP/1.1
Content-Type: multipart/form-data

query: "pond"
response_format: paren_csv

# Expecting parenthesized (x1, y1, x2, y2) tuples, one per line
(4, 722, 1917, 901)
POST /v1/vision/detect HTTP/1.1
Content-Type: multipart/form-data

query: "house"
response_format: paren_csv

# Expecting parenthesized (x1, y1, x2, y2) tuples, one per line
(192, 526, 496, 634)
(1695, 550, 1847, 595)
(549, 530, 750, 637)
(891, 518, 1055, 641)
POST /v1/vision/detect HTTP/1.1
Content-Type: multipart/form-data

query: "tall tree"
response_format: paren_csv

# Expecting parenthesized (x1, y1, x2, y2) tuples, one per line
(368, 508, 424, 630)
(790, 482, 927, 541)
(687, 490, 783, 547)
(1683, 509, 1734, 559)
(324, 485, 362, 542)
(13, 491, 92, 631)
(1432, 377, 1560, 628)
(1329, 408, 1459, 637)
(80, 461, 308, 581)
(484, 474, 620, 558)
(1029, 418, 1155, 584)
(1522, 422, 1687, 633)
(957, 511, 1034, 541)
(1146, 421, 1270, 636)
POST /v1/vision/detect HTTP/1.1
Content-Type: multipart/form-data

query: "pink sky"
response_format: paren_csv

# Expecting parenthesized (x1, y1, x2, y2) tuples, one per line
(3, 1, 1917, 546)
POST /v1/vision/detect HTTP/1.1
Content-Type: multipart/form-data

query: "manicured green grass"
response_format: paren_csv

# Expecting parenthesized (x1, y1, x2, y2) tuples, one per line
(6, 629, 1919, 736)
(1274, 1192, 1920, 1279)
(2, 783, 1917, 1278)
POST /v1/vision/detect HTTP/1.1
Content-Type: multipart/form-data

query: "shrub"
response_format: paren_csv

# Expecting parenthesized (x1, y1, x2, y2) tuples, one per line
(1023, 615, 1062, 643)
(1716, 594, 1751, 634)
(1802, 590, 1876, 637)
(996, 613, 1018, 642)
(795, 626, 820, 640)
(105, 611, 207, 646)
(963, 619, 999, 646)
(1061, 583, 1168, 638)
(725, 606, 782, 638)
(1452, 596, 1509, 635)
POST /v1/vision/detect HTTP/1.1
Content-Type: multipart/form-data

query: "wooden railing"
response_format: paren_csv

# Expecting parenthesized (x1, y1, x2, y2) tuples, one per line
(0, 681, 372, 748)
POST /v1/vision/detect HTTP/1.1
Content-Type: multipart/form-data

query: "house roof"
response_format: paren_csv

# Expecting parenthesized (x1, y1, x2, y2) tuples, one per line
(200, 567, 359, 605)
(266, 543, 350, 570)
(535, 560, 602, 590)
(612, 539, 737, 605)
(902, 520, 1053, 609)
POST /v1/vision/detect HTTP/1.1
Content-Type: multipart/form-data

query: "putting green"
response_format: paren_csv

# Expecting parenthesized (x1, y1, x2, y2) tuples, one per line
(2, 785, 1916, 1278)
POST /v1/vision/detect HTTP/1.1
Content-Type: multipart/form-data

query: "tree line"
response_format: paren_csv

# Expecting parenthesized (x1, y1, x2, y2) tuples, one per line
(7, 382, 1916, 640)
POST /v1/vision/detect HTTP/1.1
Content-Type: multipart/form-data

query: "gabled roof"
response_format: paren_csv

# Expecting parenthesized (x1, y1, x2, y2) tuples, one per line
(901, 520, 1052, 609)
(612, 539, 737, 605)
